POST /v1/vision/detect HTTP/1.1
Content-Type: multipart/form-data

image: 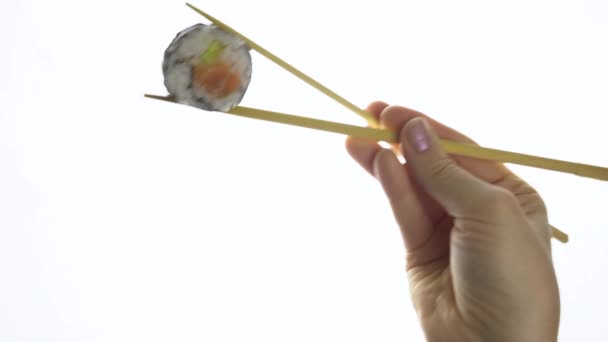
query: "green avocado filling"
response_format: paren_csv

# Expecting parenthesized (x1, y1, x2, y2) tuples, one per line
(201, 40, 226, 65)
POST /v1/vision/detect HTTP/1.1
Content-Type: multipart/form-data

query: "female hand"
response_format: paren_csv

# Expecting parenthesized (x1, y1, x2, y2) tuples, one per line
(346, 103, 560, 342)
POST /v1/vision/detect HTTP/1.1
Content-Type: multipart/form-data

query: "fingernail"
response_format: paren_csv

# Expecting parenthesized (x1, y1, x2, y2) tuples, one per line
(406, 119, 431, 153)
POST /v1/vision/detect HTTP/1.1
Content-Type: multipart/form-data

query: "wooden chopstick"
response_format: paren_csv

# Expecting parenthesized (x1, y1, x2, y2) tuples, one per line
(144, 94, 572, 243)
(182, 3, 605, 180)
(550, 225, 568, 243)
(184, 2, 377, 126)
(439, 141, 608, 181)
(143, 94, 607, 182)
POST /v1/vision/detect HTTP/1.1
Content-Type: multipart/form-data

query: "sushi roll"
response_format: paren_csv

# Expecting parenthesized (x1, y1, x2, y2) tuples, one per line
(162, 24, 252, 112)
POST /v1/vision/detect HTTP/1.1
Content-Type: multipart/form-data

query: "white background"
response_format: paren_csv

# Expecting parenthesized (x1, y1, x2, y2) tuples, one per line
(1, 0, 607, 341)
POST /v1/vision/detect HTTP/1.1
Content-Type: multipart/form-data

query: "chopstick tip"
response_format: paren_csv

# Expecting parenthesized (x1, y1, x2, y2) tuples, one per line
(185, 2, 201, 12)
(144, 94, 176, 102)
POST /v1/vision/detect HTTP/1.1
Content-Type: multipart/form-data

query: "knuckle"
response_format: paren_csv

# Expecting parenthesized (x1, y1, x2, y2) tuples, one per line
(428, 157, 459, 182)
(521, 193, 548, 216)
(479, 188, 519, 217)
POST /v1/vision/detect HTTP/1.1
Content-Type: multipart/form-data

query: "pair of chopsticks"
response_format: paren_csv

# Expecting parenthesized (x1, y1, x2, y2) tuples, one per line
(146, 3, 608, 243)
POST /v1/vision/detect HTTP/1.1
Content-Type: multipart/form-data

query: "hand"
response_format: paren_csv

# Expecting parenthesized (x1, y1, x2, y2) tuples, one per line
(346, 103, 560, 342)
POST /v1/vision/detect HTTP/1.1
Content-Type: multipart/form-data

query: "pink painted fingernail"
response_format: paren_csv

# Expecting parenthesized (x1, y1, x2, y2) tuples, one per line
(406, 119, 431, 152)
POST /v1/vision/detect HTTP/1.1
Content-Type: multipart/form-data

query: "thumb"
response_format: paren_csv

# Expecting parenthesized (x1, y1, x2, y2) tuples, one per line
(400, 118, 508, 219)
